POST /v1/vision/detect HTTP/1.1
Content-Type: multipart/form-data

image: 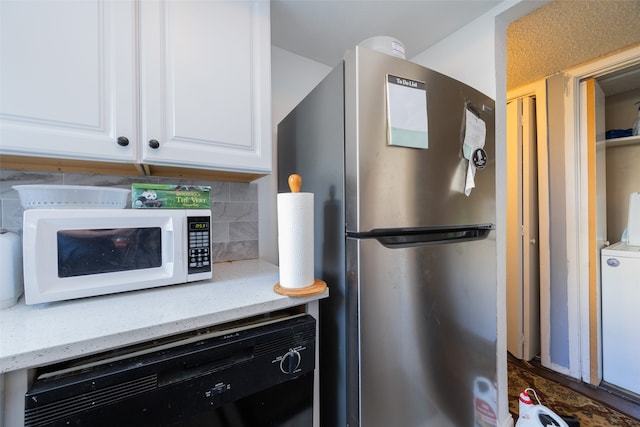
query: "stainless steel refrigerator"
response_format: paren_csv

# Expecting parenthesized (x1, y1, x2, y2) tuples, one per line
(278, 47, 497, 427)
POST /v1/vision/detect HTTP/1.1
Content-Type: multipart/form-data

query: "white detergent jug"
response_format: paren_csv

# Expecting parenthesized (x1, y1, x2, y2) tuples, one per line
(515, 388, 569, 427)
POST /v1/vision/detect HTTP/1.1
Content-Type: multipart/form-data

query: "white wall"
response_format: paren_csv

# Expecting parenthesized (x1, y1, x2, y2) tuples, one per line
(410, 11, 498, 98)
(259, 47, 331, 265)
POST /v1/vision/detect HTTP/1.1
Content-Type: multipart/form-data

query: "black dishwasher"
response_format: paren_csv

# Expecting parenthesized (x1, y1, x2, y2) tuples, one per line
(25, 314, 316, 427)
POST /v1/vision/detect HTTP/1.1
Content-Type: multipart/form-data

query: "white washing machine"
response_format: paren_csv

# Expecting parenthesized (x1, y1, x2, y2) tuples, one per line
(601, 242, 640, 395)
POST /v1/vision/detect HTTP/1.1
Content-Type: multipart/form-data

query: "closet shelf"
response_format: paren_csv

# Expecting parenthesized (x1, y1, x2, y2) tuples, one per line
(604, 135, 640, 147)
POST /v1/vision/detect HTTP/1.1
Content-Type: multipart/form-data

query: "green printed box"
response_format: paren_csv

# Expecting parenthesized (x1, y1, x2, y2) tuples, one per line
(132, 184, 211, 209)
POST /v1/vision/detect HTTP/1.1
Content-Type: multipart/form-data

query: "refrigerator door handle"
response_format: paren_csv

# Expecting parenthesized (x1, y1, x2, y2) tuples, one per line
(348, 224, 494, 248)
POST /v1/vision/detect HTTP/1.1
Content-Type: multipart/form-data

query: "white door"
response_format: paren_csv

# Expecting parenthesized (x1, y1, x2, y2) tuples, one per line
(0, 0, 137, 162)
(140, 0, 271, 174)
(579, 78, 606, 385)
(521, 96, 540, 361)
(506, 96, 541, 360)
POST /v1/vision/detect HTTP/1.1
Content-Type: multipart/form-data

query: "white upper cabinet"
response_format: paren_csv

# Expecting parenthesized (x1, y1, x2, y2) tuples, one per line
(1, 0, 271, 177)
(140, 1, 271, 174)
(0, 0, 137, 162)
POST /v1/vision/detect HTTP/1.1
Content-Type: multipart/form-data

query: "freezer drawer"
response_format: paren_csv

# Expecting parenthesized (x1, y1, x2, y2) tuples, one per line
(348, 233, 497, 426)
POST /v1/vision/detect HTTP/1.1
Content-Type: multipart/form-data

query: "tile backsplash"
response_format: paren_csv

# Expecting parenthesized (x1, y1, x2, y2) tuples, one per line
(0, 169, 258, 263)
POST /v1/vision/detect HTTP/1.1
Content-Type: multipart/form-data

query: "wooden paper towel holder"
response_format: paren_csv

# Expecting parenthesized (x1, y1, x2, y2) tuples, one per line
(274, 279, 327, 297)
(274, 174, 328, 297)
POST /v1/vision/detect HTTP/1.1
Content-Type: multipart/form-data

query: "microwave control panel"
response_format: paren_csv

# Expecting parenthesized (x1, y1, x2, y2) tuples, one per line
(187, 216, 211, 274)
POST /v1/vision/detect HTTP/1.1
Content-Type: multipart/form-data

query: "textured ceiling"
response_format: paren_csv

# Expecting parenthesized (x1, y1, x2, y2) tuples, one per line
(507, 0, 640, 91)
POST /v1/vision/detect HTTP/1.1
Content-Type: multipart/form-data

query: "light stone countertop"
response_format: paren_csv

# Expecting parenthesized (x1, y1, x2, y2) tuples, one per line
(0, 259, 328, 373)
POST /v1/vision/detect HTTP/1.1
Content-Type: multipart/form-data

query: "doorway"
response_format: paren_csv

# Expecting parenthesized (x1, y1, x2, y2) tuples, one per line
(506, 80, 550, 365)
(510, 46, 640, 389)
(572, 55, 640, 388)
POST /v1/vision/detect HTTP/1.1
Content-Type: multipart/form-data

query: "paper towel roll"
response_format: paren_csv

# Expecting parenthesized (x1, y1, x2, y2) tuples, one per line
(277, 192, 314, 289)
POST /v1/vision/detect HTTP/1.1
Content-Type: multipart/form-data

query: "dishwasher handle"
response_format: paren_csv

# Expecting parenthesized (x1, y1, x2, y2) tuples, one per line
(158, 346, 253, 387)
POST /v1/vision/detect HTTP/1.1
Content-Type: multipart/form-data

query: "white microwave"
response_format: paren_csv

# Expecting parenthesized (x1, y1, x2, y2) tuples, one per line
(22, 209, 212, 304)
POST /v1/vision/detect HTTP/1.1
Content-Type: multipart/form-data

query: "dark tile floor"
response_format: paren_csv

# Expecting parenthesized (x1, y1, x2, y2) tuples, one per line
(508, 353, 640, 426)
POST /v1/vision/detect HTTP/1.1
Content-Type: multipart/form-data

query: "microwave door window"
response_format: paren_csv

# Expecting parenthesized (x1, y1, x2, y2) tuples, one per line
(57, 228, 162, 277)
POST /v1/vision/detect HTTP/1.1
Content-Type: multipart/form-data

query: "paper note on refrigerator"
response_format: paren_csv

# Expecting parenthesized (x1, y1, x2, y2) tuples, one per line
(386, 74, 428, 149)
(463, 107, 487, 196)
(462, 108, 486, 159)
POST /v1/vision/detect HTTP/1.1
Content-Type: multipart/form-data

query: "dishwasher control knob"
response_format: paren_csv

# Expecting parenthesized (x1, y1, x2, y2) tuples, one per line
(280, 349, 301, 374)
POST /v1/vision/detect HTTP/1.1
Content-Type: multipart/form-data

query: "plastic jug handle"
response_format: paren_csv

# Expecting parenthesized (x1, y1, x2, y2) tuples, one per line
(538, 406, 569, 427)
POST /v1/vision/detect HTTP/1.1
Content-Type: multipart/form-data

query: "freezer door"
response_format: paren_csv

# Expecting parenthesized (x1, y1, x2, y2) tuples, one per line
(344, 47, 495, 233)
(348, 233, 497, 426)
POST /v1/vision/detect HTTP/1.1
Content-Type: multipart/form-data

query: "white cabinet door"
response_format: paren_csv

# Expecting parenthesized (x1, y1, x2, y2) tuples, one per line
(0, 0, 137, 162)
(140, 0, 271, 174)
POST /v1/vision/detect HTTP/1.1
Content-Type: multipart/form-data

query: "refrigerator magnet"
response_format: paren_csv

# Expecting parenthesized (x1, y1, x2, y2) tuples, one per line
(472, 148, 488, 170)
